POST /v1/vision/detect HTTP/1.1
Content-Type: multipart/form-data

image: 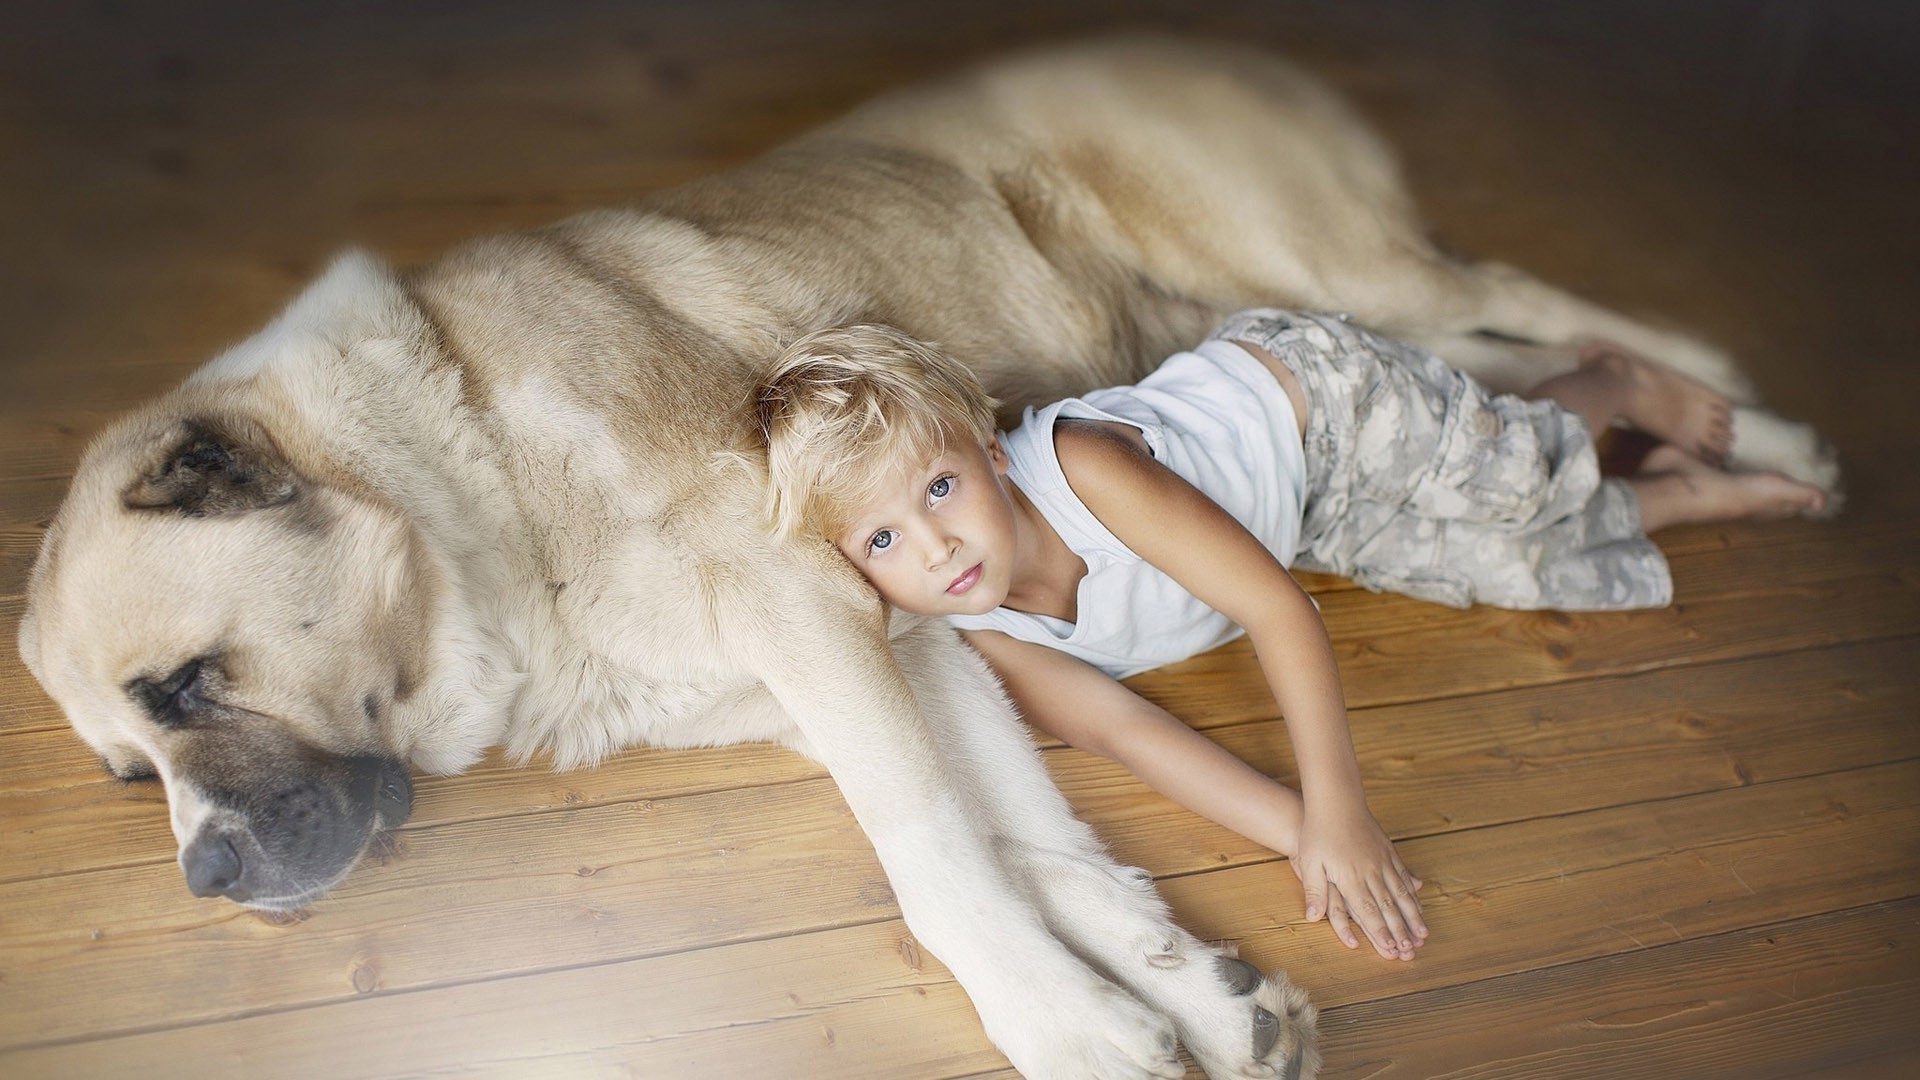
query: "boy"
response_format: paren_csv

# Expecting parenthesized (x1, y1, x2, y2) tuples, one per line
(753, 310, 1824, 961)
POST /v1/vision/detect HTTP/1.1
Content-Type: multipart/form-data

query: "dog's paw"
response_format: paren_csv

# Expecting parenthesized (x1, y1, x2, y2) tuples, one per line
(981, 974, 1184, 1080)
(1166, 955, 1319, 1080)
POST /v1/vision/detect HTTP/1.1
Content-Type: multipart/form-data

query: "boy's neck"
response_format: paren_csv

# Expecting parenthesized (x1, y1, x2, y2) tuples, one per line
(1000, 477, 1087, 623)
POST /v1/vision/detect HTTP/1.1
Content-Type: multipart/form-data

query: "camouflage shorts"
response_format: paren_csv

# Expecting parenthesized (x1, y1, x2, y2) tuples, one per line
(1208, 309, 1673, 610)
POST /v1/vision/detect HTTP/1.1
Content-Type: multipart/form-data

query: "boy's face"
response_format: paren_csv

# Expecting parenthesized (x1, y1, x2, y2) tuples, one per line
(835, 438, 1019, 618)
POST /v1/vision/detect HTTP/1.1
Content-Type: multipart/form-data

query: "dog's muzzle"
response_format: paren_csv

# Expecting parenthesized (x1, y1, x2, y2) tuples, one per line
(181, 754, 414, 905)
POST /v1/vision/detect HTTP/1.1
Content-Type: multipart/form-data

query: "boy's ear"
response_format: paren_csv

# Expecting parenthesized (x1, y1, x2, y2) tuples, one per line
(987, 436, 1010, 475)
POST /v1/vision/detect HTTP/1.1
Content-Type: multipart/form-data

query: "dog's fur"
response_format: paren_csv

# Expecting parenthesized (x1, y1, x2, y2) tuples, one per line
(17, 37, 1838, 1080)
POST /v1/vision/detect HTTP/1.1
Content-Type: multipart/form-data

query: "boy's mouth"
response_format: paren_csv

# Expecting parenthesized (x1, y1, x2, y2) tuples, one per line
(946, 563, 983, 596)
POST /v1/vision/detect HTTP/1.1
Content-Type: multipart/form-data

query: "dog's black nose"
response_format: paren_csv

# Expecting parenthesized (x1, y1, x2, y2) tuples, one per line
(182, 833, 245, 898)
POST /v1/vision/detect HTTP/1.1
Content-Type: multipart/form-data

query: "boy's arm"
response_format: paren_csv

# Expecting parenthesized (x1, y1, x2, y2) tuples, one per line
(1055, 424, 1426, 960)
(961, 628, 1304, 858)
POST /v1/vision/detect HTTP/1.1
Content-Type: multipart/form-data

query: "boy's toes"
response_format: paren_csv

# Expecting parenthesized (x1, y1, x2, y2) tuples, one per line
(1790, 482, 1829, 516)
(1740, 472, 1830, 520)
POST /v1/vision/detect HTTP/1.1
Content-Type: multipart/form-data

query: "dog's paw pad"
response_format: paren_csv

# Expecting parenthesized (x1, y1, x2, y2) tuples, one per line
(1215, 955, 1262, 995)
(1251, 1005, 1280, 1059)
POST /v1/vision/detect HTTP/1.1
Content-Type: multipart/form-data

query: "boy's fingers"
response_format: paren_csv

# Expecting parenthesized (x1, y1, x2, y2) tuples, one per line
(1369, 880, 1415, 958)
(1390, 850, 1416, 883)
(1389, 884, 1425, 939)
(1324, 885, 1360, 949)
(1390, 852, 1423, 896)
(1390, 870, 1422, 904)
(1302, 867, 1330, 922)
(1346, 885, 1398, 959)
(1388, 874, 1427, 939)
(1404, 902, 1429, 942)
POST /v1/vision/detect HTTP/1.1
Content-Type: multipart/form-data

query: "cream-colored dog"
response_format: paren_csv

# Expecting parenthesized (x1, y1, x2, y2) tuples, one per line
(17, 37, 1836, 1080)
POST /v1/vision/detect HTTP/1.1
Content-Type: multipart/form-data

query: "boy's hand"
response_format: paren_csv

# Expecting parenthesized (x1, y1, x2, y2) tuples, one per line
(1293, 802, 1426, 960)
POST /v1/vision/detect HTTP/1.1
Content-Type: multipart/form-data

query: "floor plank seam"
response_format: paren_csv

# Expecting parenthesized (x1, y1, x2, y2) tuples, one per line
(1155, 752, 1920, 885)
(1178, 628, 1920, 737)
(0, 910, 914, 1056)
(1240, 626, 1920, 720)
(1311, 894, 1920, 1016)
(7, 632, 1915, 891)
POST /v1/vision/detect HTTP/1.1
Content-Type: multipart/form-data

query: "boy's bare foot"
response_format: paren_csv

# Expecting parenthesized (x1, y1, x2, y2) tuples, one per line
(1634, 444, 1827, 530)
(1580, 342, 1735, 465)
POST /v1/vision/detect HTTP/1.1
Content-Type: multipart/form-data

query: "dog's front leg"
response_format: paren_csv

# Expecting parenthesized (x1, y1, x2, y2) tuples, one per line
(738, 565, 1182, 1080)
(888, 616, 1320, 1080)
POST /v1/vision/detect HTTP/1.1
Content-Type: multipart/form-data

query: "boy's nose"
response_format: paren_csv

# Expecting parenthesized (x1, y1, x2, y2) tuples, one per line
(924, 532, 960, 571)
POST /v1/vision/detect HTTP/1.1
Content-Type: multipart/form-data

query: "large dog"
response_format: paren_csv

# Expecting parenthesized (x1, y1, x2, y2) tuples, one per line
(17, 37, 1836, 1080)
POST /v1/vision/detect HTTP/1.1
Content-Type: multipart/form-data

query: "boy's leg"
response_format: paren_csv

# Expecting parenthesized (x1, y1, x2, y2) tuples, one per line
(1273, 316, 1678, 610)
(1631, 445, 1826, 530)
(1346, 478, 1675, 610)
(1524, 343, 1735, 466)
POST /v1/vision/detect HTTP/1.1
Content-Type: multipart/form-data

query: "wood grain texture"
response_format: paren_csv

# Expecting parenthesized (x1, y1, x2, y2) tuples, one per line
(7, 621, 1913, 885)
(8, 763, 1915, 1076)
(3, 0, 1916, 1076)
(1314, 900, 1920, 1080)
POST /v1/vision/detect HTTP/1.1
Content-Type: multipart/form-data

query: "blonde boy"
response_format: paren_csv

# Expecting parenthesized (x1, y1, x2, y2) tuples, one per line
(754, 312, 1822, 960)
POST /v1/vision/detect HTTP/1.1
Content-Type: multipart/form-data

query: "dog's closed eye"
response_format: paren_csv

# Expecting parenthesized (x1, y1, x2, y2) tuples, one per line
(127, 657, 213, 727)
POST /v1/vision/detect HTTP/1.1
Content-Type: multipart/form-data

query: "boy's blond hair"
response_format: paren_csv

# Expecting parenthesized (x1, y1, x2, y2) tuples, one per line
(755, 325, 1000, 541)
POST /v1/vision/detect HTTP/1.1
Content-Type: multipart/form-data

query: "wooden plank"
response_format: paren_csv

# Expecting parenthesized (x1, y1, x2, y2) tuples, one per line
(0, 919, 1002, 1080)
(6, 763, 1916, 1073)
(0, 736, 820, 884)
(0, 409, 113, 483)
(1075, 635, 1920, 873)
(0, 596, 61, 735)
(0, 775, 886, 1048)
(1156, 761, 1920, 1011)
(1136, 529, 1919, 722)
(1785, 1049, 1920, 1080)
(4, 751, 1916, 1051)
(1315, 901, 1920, 1079)
(6, 629, 1914, 888)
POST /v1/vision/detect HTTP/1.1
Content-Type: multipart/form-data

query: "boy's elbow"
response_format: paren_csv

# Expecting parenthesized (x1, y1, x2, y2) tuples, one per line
(1241, 583, 1323, 636)
(1020, 704, 1117, 759)
(1038, 716, 1114, 760)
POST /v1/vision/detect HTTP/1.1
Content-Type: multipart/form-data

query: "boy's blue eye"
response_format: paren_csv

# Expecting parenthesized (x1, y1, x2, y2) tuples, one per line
(928, 476, 951, 499)
(870, 529, 896, 552)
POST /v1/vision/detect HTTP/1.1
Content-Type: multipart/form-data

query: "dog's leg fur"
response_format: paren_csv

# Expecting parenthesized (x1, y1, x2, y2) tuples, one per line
(737, 550, 1188, 1080)
(888, 615, 1319, 1080)
(1348, 258, 1756, 400)
(915, 38, 1838, 502)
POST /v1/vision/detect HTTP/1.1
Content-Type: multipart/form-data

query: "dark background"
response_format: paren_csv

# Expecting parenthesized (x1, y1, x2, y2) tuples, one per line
(4, 0, 1916, 479)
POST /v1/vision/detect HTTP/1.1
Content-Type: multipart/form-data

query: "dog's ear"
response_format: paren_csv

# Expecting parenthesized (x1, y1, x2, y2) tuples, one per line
(122, 417, 299, 516)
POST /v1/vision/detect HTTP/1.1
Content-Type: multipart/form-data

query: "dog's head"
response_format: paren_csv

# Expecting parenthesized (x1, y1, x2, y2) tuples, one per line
(20, 381, 434, 910)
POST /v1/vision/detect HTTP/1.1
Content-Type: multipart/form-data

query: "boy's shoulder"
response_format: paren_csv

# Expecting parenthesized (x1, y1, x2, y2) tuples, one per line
(1049, 418, 1160, 513)
(1051, 417, 1152, 462)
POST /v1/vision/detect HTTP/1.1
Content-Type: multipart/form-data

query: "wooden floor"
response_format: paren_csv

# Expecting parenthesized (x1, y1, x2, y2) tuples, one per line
(3, 2, 1917, 1077)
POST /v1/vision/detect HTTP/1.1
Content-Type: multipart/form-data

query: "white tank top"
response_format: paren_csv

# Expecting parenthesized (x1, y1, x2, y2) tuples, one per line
(949, 340, 1307, 678)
